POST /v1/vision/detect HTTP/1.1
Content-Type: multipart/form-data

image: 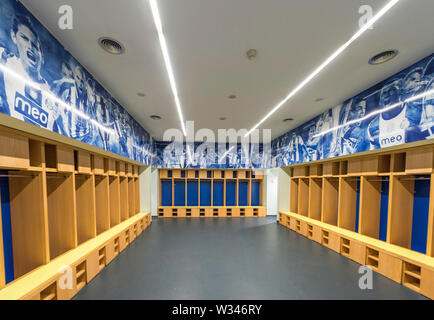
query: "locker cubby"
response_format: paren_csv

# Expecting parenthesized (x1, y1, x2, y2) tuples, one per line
(0, 130, 30, 169)
(240, 208, 245, 216)
(46, 172, 76, 259)
(158, 208, 164, 217)
(308, 178, 322, 221)
(297, 178, 309, 216)
(365, 247, 379, 270)
(405, 148, 434, 174)
(389, 175, 431, 252)
(402, 261, 422, 291)
(322, 178, 339, 226)
(75, 174, 96, 245)
(309, 164, 323, 177)
(340, 238, 351, 257)
(296, 220, 301, 232)
(253, 208, 259, 216)
(172, 208, 178, 217)
(8, 171, 47, 278)
(321, 230, 329, 246)
(392, 153, 406, 173)
(339, 161, 348, 175)
(378, 154, 391, 174)
(290, 178, 299, 213)
(293, 166, 309, 177)
(200, 208, 205, 217)
(91, 155, 105, 175)
(213, 208, 218, 216)
(128, 178, 135, 217)
(307, 224, 313, 238)
(119, 177, 129, 221)
(338, 177, 360, 232)
(186, 208, 192, 216)
(134, 178, 140, 214)
(359, 176, 389, 240)
(40, 282, 57, 301)
(95, 175, 110, 235)
(98, 247, 106, 271)
(44, 144, 57, 170)
(226, 208, 232, 216)
(28, 139, 43, 168)
(109, 176, 121, 227)
(323, 162, 340, 176)
(75, 261, 87, 291)
(114, 238, 120, 257)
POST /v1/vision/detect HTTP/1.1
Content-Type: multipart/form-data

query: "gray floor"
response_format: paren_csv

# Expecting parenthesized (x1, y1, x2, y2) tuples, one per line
(74, 217, 427, 300)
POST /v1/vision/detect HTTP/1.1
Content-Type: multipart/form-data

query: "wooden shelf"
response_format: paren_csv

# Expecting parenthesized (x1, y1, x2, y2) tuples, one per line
(75, 174, 96, 245)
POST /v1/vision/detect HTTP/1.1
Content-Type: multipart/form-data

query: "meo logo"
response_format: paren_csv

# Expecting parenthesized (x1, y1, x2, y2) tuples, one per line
(14, 92, 49, 128)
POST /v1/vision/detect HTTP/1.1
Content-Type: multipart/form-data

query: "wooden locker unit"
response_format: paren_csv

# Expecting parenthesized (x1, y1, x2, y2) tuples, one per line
(56, 145, 75, 172)
(338, 177, 359, 232)
(75, 174, 96, 245)
(128, 178, 135, 217)
(46, 173, 77, 259)
(297, 178, 309, 216)
(308, 178, 322, 221)
(290, 178, 299, 213)
(322, 178, 339, 226)
(405, 148, 434, 174)
(0, 131, 30, 169)
(75, 151, 92, 174)
(109, 176, 121, 227)
(359, 176, 385, 239)
(94, 175, 110, 235)
(92, 155, 105, 175)
(119, 177, 129, 221)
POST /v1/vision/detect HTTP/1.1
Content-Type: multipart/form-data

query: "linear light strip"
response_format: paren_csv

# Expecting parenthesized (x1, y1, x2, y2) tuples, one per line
(244, 0, 401, 138)
(312, 88, 434, 138)
(149, 0, 187, 136)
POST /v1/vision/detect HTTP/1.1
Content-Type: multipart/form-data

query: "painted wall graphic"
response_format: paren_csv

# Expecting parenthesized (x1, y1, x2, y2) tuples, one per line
(272, 53, 434, 167)
(0, 0, 153, 164)
(152, 141, 270, 169)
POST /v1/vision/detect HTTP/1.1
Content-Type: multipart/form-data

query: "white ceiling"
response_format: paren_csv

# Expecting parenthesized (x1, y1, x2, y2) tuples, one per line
(21, 0, 434, 141)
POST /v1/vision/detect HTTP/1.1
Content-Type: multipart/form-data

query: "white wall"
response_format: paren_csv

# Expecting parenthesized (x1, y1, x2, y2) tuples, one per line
(278, 167, 291, 213)
(264, 168, 279, 216)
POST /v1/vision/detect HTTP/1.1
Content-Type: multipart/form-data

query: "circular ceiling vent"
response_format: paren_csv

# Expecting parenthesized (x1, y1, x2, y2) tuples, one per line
(98, 37, 125, 55)
(150, 115, 162, 120)
(369, 50, 398, 65)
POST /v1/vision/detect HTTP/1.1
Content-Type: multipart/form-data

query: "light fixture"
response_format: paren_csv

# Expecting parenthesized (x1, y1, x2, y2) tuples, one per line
(313, 88, 434, 138)
(244, 0, 401, 138)
(219, 117, 227, 121)
(149, 0, 187, 136)
(150, 115, 162, 120)
(283, 118, 294, 122)
(246, 49, 257, 60)
(315, 98, 324, 102)
(137, 92, 146, 97)
(228, 94, 237, 100)
(98, 37, 125, 55)
(369, 49, 399, 65)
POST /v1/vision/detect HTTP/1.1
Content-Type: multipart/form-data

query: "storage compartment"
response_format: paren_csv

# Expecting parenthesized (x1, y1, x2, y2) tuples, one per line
(75, 261, 87, 291)
(0, 130, 29, 169)
(128, 178, 135, 216)
(366, 247, 379, 270)
(405, 148, 434, 174)
(40, 282, 57, 301)
(212, 180, 224, 206)
(378, 155, 391, 174)
(322, 178, 339, 226)
(392, 153, 406, 173)
(389, 175, 430, 253)
(98, 247, 106, 271)
(323, 162, 339, 176)
(119, 177, 129, 221)
(75, 175, 96, 245)
(92, 155, 105, 175)
(338, 177, 360, 232)
(340, 238, 351, 257)
(308, 178, 322, 221)
(74, 151, 91, 174)
(340, 161, 348, 175)
(109, 177, 121, 227)
(309, 164, 323, 177)
(293, 166, 309, 177)
(46, 173, 76, 259)
(237, 180, 248, 206)
(321, 230, 329, 246)
(7, 171, 48, 278)
(28, 139, 43, 168)
(297, 178, 309, 216)
(290, 178, 299, 213)
(44, 144, 57, 170)
(359, 176, 389, 241)
(402, 261, 422, 292)
(134, 178, 140, 214)
(95, 175, 110, 234)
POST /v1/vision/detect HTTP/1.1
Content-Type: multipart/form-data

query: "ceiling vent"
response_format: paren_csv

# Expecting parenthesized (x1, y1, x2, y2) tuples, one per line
(369, 50, 398, 65)
(98, 37, 125, 55)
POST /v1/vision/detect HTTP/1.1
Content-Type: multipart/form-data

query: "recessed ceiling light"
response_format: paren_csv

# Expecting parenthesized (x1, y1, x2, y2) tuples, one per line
(98, 37, 125, 55)
(244, 0, 400, 138)
(369, 49, 399, 65)
(150, 115, 162, 120)
(246, 49, 257, 60)
(283, 118, 294, 122)
(315, 98, 324, 102)
(137, 92, 146, 97)
(219, 117, 227, 121)
(228, 94, 237, 100)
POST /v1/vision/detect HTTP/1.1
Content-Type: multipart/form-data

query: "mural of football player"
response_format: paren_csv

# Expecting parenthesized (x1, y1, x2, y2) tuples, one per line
(368, 80, 404, 149)
(420, 78, 434, 139)
(0, 15, 58, 129)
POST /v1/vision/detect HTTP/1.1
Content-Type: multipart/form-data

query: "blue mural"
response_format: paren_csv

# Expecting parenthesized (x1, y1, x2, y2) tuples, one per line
(152, 141, 270, 169)
(0, 0, 153, 164)
(272, 53, 434, 167)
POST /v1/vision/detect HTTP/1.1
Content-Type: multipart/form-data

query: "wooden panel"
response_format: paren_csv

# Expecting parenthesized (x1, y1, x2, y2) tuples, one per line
(323, 162, 339, 176)
(56, 146, 74, 172)
(297, 179, 309, 216)
(9, 172, 48, 278)
(293, 166, 309, 177)
(308, 178, 322, 221)
(75, 175, 96, 245)
(299, 221, 308, 237)
(289, 217, 297, 231)
(420, 267, 434, 300)
(77, 151, 91, 174)
(338, 178, 358, 232)
(349, 241, 365, 265)
(309, 164, 322, 177)
(85, 250, 100, 282)
(109, 177, 121, 227)
(328, 231, 341, 253)
(361, 156, 379, 175)
(406, 148, 434, 174)
(119, 177, 129, 221)
(95, 176, 110, 235)
(378, 251, 402, 283)
(134, 178, 140, 214)
(290, 179, 299, 213)
(128, 178, 135, 217)
(347, 159, 362, 176)
(0, 130, 29, 169)
(46, 173, 77, 259)
(388, 176, 414, 249)
(359, 177, 382, 239)
(322, 178, 339, 226)
(107, 159, 116, 176)
(0, 204, 5, 289)
(93, 155, 105, 175)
